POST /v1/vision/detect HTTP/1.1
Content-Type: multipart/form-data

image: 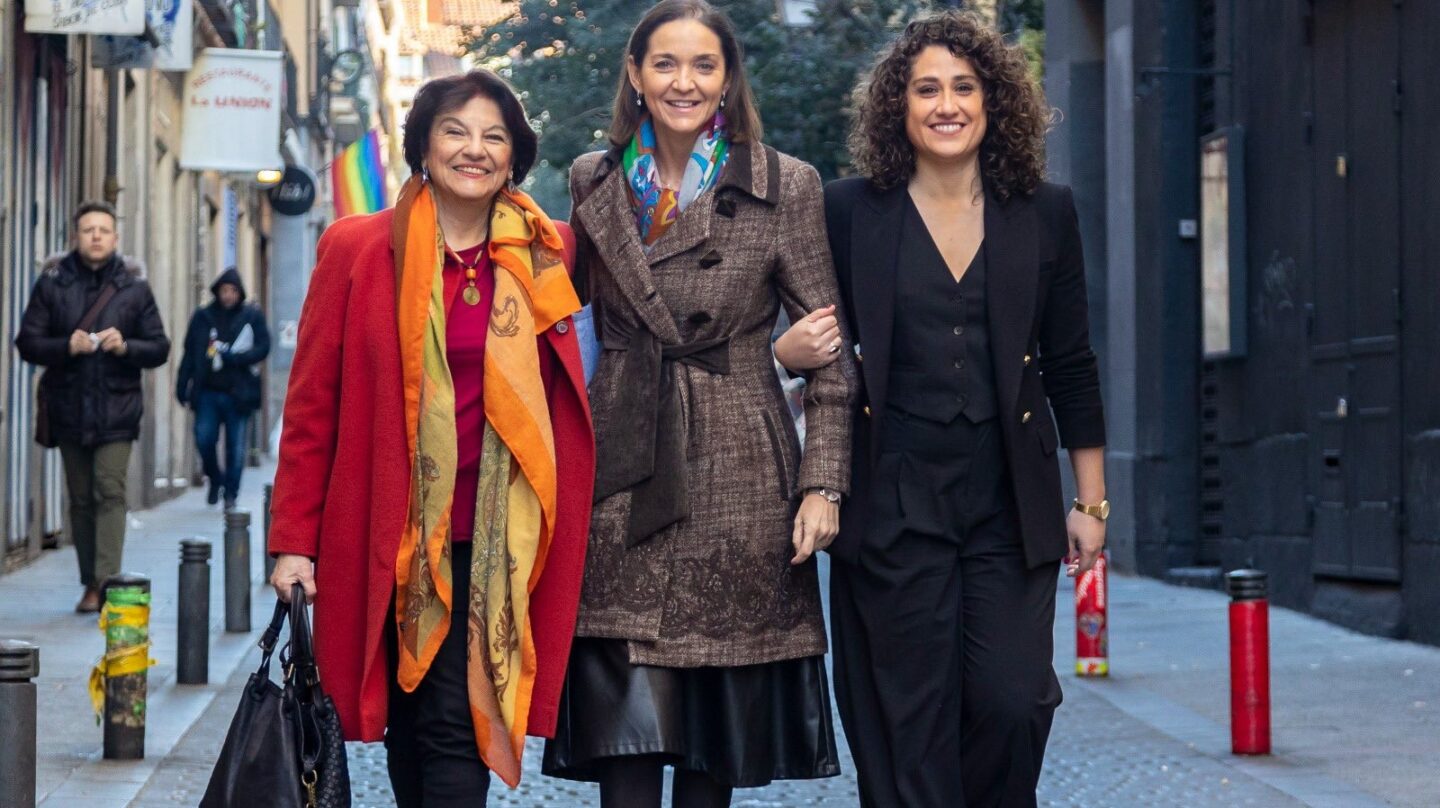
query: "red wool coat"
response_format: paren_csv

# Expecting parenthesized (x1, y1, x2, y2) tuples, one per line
(268, 209, 595, 741)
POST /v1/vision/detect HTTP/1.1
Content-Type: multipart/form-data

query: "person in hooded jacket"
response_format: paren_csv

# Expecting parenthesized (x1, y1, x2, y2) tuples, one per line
(14, 200, 170, 612)
(176, 267, 271, 509)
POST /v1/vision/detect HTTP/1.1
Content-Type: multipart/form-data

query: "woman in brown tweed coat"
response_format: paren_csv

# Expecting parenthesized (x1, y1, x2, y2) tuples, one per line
(542, 2, 857, 806)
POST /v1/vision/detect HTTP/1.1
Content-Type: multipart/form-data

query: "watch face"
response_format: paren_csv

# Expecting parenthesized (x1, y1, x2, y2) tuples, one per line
(1098, 501, 1111, 520)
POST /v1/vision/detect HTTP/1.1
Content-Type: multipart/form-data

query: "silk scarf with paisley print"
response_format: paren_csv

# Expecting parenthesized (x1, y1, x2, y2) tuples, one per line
(391, 174, 580, 786)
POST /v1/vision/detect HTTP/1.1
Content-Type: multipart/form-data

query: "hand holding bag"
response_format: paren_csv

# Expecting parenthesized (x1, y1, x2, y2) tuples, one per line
(201, 585, 351, 808)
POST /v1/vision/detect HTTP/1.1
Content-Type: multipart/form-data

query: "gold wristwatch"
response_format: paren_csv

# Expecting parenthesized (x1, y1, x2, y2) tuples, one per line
(1073, 498, 1110, 521)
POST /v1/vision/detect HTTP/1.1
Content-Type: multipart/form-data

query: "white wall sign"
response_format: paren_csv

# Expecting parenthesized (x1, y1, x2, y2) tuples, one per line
(93, 0, 194, 71)
(180, 49, 284, 173)
(25, 0, 146, 34)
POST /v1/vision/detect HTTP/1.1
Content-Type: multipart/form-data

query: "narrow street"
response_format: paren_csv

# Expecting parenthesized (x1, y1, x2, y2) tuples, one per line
(8, 477, 1425, 806)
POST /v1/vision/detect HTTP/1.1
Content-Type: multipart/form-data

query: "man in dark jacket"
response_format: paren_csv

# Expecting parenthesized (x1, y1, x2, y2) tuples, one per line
(14, 201, 170, 612)
(176, 267, 270, 510)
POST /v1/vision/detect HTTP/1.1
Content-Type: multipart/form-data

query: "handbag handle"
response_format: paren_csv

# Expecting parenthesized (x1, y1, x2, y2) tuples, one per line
(279, 584, 321, 690)
(252, 595, 290, 687)
(278, 585, 328, 784)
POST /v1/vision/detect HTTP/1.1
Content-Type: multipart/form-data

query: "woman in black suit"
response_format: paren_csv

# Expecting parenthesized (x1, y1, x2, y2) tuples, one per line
(776, 11, 1107, 807)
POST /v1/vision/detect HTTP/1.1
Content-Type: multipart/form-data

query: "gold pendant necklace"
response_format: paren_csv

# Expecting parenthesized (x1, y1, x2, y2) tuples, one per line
(451, 246, 485, 306)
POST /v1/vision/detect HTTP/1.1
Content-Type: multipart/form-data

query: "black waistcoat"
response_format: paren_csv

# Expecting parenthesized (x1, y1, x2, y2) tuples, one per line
(887, 198, 998, 425)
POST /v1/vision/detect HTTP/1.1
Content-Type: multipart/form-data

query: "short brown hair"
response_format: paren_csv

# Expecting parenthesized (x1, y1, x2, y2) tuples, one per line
(607, 0, 762, 148)
(401, 69, 538, 183)
(72, 200, 117, 231)
(848, 10, 1049, 199)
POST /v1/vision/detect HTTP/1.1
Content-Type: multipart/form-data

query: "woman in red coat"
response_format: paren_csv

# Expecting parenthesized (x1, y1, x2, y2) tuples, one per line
(267, 69, 594, 806)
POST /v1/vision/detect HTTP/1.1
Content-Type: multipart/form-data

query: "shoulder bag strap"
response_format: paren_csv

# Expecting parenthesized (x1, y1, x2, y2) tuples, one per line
(75, 283, 119, 333)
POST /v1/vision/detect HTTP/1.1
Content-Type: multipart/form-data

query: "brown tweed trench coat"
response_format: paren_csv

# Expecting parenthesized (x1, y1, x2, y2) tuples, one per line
(569, 141, 858, 668)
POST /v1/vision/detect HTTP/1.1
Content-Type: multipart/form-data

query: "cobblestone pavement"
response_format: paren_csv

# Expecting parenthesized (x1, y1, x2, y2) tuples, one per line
(331, 670, 1302, 808)
(131, 561, 1350, 807)
(42, 535, 1437, 807)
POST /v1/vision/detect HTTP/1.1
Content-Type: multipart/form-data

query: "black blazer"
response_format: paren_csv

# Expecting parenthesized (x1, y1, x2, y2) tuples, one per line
(823, 177, 1105, 568)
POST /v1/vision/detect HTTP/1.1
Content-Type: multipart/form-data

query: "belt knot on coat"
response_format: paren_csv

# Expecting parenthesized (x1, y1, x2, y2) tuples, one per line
(593, 314, 731, 546)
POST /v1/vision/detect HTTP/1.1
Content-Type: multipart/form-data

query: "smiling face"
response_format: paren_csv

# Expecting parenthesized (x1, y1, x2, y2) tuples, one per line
(628, 18, 729, 144)
(904, 46, 988, 167)
(422, 94, 513, 209)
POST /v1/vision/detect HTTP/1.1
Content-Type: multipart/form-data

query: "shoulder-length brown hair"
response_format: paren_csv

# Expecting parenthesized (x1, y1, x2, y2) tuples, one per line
(848, 10, 1048, 200)
(607, 0, 762, 148)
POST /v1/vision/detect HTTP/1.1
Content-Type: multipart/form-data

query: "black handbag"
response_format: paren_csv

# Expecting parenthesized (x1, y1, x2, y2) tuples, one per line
(201, 585, 352, 808)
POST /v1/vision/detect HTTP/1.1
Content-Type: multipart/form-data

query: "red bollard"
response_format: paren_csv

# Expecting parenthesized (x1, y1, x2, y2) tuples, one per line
(1075, 552, 1109, 676)
(1226, 569, 1271, 755)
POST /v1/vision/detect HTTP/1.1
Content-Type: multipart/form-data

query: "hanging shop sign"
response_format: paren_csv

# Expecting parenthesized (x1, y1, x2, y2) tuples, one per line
(25, 0, 146, 34)
(93, 0, 194, 71)
(268, 165, 318, 216)
(180, 49, 284, 173)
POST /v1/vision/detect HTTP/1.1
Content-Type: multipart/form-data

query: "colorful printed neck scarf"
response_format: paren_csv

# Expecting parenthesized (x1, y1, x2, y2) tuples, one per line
(622, 112, 730, 248)
(390, 175, 581, 787)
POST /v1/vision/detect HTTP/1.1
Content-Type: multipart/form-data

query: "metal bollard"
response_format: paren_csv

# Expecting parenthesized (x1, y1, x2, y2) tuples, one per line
(1227, 569, 1271, 755)
(263, 483, 276, 581)
(178, 540, 212, 684)
(102, 574, 151, 760)
(224, 510, 252, 633)
(0, 640, 39, 808)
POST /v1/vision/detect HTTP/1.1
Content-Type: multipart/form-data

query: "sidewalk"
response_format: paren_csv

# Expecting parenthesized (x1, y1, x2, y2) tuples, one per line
(1048, 572, 1440, 807)
(0, 463, 277, 808)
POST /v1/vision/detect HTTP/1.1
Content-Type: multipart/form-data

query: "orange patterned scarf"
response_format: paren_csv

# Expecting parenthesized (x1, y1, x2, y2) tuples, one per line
(390, 175, 580, 786)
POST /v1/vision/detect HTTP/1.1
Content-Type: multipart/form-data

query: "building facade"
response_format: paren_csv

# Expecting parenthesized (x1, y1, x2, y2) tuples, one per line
(1045, 0, 1440, 643)
(0, 0, 346, 571)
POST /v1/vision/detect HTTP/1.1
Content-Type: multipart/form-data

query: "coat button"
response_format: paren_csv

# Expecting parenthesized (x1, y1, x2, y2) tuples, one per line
(1023, 354, 1032, 366)
(1022, 411, 1032, 424)
(863, 405, 872, 417)
(556, 321, 569, 334)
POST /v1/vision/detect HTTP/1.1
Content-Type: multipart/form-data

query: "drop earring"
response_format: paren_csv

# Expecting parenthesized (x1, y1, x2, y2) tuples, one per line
(635, 90, 644, 108)
(421, 165, 431, 184)
(507, 170, 517, 193)
(719, 93, 727, 109)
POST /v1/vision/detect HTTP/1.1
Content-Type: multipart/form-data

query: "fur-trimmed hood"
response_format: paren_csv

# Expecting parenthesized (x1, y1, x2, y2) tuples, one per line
(42, 250, 147, 284)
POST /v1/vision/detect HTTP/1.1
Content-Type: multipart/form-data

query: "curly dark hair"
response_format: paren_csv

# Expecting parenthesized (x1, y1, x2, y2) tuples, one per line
(848, 10, 1049, 199)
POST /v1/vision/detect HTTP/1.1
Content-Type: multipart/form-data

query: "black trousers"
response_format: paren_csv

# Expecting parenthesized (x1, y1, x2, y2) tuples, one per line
(385, 541, 491, 807)
(831, 411, 1062, 808)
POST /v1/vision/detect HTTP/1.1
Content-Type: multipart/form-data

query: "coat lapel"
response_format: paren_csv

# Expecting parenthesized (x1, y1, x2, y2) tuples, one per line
(852, 183, 905, 458)
(573, 152, 680, 343)
(984, 187, 1038, 417)
(644, 190, 714, 266)
(646, 141, 777, 266)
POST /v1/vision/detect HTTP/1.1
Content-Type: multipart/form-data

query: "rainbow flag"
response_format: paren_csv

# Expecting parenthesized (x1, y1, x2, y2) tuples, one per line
(332, 130, 388, 218)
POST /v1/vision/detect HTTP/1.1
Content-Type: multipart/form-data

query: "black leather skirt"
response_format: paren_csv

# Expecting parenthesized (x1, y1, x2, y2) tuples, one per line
(541, 637, 841, 788)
